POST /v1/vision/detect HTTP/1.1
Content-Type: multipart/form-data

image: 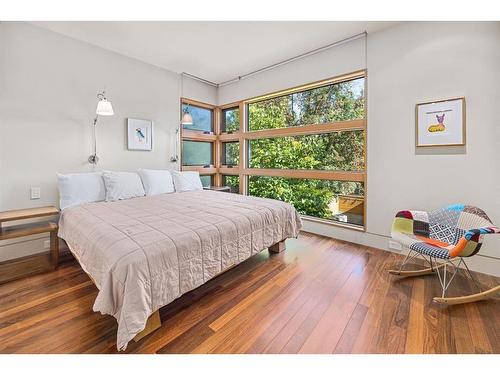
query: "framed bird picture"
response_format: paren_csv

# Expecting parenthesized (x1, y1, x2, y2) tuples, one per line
(127, 118, 153, 151)
(415, 97, 466, 147)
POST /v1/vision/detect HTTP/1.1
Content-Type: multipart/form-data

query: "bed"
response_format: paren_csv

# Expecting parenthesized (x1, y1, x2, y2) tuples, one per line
(58, 189, 302, 350)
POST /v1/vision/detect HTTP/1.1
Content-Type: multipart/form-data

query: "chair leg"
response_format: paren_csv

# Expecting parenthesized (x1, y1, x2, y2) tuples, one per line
(434, 257, 462, 300)
(397, 248, 414, 273)
(433, 257, 500, 305)
(442, 263, 447, 298)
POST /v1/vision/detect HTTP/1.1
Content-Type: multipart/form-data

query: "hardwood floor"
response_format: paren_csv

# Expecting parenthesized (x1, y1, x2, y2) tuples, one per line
(0, 232, 498, 354)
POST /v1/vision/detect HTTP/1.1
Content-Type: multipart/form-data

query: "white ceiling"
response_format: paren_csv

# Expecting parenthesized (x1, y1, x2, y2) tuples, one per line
(31, 21, 396, 83)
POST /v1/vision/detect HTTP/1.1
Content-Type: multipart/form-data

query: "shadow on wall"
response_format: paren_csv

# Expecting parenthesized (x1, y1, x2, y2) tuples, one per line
(415, 145, 466, 155)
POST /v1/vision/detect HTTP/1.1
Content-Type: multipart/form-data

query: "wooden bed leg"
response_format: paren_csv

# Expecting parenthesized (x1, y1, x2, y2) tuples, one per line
(269, 240, 286, 253)
(133, 310, 161, 342)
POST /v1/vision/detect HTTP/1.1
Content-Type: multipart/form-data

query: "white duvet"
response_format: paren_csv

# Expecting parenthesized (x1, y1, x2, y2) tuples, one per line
(58, 190, 302, 350)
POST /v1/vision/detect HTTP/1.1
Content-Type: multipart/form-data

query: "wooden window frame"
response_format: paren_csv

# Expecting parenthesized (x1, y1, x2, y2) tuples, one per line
(180, 99, 217, 178)
(180, 69, 367, 230)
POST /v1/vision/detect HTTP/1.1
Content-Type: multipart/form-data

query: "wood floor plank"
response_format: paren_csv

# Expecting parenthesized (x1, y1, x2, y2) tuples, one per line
(404, 277, 425, 353)
(262, 279, 332, 353)
(448, 274, 475, 354)
(209, 276, 308, 353)
(131, 253, 286, 353)
(349, 254, 395, 353)
(0, 280, 93, 321)
(298, 247, 382, 354)
(0, 233, 498, 354)
(279, 245, 372, 353)
(464, 301, 493, 354)
(298, 271, 369, 353)
(333, 303, 369, 354)
(245, 240, 356, 354)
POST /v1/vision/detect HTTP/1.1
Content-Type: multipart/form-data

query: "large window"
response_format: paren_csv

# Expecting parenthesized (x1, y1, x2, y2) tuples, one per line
(245, 72, 366, 228)
(180, 70, 366, 228)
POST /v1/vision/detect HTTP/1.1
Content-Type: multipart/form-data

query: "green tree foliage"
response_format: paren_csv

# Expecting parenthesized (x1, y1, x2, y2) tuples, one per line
(223, 142, 240, 165)
(223, 108, 240, 133)
(223, 175, 240, 193)
(247, 78, 365, 223)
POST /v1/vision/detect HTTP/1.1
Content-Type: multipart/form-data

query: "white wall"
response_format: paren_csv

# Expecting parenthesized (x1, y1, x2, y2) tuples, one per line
(0, 22, 216, 260)
(1, 22, 499, 275)
(218, 37, 366, 104)
(218, 22, 500, 275)
(366, 22, 500, 275)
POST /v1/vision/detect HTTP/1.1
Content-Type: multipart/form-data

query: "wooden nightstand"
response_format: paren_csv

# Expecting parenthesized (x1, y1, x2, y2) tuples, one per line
(203, 186, 231, 193)
(0, 206, 59, 284)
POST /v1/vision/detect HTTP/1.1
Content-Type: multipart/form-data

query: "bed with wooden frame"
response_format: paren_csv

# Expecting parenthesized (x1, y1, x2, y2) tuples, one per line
(58, 189, 301, 350)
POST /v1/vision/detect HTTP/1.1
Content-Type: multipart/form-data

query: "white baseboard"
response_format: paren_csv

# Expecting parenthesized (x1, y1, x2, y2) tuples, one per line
(301, 218, 500, 277)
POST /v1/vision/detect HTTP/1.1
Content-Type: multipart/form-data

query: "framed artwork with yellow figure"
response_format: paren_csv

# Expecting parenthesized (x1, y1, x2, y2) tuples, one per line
(416, 97, 465, 147)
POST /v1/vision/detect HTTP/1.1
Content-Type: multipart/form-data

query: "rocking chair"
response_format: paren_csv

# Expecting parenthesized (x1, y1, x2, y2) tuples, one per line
(389, 204, 499, 304)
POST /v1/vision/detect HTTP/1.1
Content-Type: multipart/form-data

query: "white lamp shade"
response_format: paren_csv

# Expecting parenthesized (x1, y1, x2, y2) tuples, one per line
(96, 99, 114, 116)
(181, 112, 193, 125)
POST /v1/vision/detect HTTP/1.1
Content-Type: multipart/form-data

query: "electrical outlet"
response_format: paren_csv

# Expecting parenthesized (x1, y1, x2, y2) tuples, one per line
(44, 240, 50, 249)
(30, 186, 41, 200)
(388, 240, 402, 252)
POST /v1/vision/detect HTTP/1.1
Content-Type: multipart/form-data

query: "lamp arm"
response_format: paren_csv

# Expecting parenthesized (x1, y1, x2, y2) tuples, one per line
(89, 115, 99, 165)
(170, 127, 179, 162)
(93, 115, 98, 158)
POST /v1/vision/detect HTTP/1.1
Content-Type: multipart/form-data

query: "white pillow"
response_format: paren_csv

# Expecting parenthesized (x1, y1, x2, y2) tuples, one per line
(57, 172, 106, 210)
(102, 171, 146, 201)
(137, 169, 175, 196)
(171, 171, 203, 192)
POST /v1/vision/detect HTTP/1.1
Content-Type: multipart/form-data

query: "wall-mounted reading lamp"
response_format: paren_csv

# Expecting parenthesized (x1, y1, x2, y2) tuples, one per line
(89, 90, 114, 165)
(170, 108, 192, 162)
(181, 106, 193, 126)
(170, 74, 193, 162)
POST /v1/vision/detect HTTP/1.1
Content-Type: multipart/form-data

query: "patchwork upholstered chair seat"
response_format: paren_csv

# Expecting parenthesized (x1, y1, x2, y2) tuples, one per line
(390, 204, 500, 304)
(391, 204, 499, 260)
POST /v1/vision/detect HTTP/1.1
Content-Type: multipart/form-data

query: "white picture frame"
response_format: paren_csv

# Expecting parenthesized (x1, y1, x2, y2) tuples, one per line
(127, 118, 153, 151)
(416, 97, 466, 147)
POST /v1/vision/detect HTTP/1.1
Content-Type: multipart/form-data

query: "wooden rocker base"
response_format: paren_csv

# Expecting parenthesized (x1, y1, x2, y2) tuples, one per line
(388, 263, 445, 277)
(133, 310, 161, 342)
(433, 285, 500, 305)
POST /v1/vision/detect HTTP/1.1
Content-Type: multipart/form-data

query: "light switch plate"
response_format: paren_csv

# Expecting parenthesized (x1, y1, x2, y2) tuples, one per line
(30, 186, 41, 200)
